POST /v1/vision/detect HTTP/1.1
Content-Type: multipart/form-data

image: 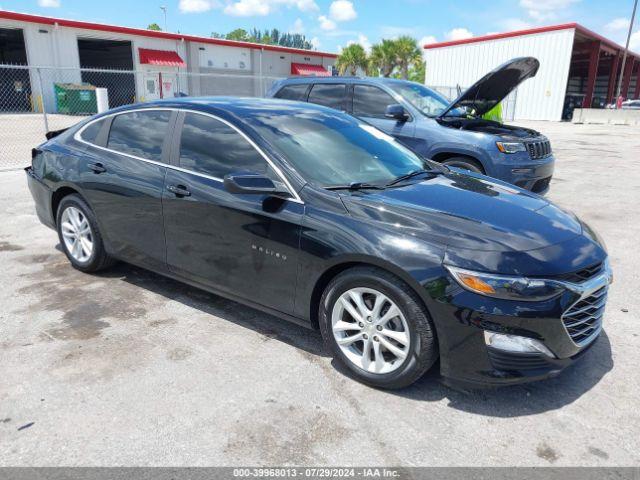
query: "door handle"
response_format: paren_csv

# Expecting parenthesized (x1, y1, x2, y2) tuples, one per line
(167, 184, 191, 197)
(88, 162, 106, 174)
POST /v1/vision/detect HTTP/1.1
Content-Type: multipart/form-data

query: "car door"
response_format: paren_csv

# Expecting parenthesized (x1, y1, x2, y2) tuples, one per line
(351, 84, 416, 146)
(162, 111, 303, 314)
(76, 109, 174, 272)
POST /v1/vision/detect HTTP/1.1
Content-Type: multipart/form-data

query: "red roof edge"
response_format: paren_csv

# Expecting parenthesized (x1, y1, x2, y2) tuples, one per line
(423, 22, 640, 60)
(0, 9, 338, 59)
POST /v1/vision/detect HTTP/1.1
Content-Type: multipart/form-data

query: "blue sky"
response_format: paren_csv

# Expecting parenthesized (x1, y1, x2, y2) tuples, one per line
(3, 0, 639, 53)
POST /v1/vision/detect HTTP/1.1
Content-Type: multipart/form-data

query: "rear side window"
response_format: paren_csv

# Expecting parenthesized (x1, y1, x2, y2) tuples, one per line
(275, 84, 309, 101)
(308, 83, 346, 110)
(80, 119, 105, 144)
(179, 112, 268, 178)
(353, 85, 398, 119)
(107, 110, 171, 162)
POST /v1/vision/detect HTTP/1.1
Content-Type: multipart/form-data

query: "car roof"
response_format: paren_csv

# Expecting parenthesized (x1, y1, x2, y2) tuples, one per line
(277, 76, 418, 87)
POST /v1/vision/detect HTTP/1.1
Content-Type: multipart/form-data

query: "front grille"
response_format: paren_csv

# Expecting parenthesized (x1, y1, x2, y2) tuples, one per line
(488, 349, 550, 372)
(526, 139, 552, 159)
(555, 262, 604, 283)
(562, 286, 607, 346)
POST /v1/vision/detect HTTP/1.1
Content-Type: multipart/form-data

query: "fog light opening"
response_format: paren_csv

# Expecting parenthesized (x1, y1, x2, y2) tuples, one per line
(484, 331, 555, 358)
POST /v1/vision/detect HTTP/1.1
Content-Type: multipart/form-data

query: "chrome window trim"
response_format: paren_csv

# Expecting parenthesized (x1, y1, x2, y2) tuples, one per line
(73, 106, 303, 204)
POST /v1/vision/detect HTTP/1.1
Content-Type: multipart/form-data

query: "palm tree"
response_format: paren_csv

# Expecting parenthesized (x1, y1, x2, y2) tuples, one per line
(393, 36, 422, 80)
(336, 44, 368, 76)
(369, 39, 397, 77)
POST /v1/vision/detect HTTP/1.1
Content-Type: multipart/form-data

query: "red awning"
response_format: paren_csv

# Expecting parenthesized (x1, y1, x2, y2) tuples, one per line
(291, 63, 330, 76)
(139, 48, 186, 67)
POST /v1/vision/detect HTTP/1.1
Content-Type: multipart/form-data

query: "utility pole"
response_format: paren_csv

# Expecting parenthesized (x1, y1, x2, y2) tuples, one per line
(616, 0, 638, 104)
(160, 6, 168, 32)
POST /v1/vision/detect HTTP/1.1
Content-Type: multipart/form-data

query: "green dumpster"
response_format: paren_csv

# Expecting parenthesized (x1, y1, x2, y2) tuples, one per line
(54, 83, 98, 115)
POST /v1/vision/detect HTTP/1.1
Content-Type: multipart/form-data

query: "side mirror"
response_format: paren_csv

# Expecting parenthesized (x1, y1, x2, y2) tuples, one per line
(385, 104, 410, 122)
(223, 173, 291, 197)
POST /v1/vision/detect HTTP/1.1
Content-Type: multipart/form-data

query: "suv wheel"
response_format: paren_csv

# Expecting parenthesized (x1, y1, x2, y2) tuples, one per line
(56, 194, 114, 272)
(442, 156, 484, 173)
(319, 266, 438, 389)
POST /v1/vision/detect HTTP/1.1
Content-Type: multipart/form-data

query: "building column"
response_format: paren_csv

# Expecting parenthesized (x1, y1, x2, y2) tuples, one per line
(606, 54, 620, 104)
(621, 58, 635, 99)
(582, 41, 601, 108)
(634, 63, 640, 99)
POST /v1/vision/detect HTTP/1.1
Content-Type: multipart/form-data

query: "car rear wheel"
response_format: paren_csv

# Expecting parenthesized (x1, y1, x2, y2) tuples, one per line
(319, 266, 438, 389)
(56, 194, 114, 273)
(442, 156, 484, 174)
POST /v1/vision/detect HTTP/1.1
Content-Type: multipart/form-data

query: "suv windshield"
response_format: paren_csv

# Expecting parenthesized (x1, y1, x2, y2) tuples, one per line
(246, 109, 432, 188)
(388, 82, 464, 118)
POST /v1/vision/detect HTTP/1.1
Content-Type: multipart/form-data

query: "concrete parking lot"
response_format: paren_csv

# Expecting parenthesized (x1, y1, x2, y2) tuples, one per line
(0, 121, 639, 466)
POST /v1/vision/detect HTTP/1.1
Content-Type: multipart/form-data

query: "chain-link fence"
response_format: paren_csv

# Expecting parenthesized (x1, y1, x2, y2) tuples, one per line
(0, 64, 285, 170)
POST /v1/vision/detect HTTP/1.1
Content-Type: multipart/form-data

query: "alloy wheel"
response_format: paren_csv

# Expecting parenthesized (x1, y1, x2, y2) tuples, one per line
(60, 206, 94, 263)
(331, 287, 410, 374)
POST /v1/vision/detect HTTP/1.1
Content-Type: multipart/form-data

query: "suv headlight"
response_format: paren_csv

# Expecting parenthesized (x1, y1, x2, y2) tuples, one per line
(496, 141, 526, 154)
(445, 265, 565, 301)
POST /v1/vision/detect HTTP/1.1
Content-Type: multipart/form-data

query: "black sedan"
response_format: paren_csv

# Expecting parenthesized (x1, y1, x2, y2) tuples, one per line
(26, 97, 612, 389)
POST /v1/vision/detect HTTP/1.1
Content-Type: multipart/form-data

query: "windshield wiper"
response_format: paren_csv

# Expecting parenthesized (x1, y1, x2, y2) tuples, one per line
(324, 182, 386, 191)
(385, 169, 437, 187)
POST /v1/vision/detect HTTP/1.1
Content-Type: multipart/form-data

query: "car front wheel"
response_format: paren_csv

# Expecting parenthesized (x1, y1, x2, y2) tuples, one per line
(441, 156, 484, 174)
(319, 266, 438, 389)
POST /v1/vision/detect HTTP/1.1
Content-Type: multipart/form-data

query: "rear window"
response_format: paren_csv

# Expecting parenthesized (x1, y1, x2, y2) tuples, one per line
(80, 119, 105, 144)
(107, 110, 171, 162)
(275, 84, 309, 101)
(307, 83, 346, 110)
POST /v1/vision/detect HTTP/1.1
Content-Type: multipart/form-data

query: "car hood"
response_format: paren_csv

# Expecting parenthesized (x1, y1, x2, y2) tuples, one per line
(340, 171, 583, 253)
(439, 57, 540, 118)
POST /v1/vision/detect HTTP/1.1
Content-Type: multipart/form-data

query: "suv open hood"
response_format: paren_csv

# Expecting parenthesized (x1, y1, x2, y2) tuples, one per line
(438, 57, 540, 118)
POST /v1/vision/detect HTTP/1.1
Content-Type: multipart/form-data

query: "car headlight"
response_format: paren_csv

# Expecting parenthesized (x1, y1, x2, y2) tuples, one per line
(445, 265, 565, 301)
(496, 141, 526, 154)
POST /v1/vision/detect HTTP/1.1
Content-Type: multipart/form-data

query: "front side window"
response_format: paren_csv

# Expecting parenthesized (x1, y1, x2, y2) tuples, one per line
(307, 83, 346, 110)
(107, 110, 171, 162)
(275, 84, 309, 101)
(246, 110, 426, 188)
(353, 85, 398, 119)
(179, 113, 268, 178)
(388, 83, 459, 118)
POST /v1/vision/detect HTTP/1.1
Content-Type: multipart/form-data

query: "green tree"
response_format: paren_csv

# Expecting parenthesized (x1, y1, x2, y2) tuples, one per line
(226, 28, 250, 42)
(408, 59, 426, 83)
(369, 39, 397, 77)
(336, 43, 368, 76)
(147, 23, 162, 31)
(393, 36, 422, 80)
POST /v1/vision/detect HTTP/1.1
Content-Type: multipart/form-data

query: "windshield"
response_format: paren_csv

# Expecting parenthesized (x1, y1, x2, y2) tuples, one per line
(388, 82, 465, 118)
(246, 109, 429, 188)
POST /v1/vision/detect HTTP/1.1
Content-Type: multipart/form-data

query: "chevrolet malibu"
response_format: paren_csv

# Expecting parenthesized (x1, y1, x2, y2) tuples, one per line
(26, 98, 612, 389)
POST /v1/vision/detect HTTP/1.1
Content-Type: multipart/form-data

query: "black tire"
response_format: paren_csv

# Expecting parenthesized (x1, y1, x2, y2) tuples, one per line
(319, 266, 438, 389)
(56, 194, 115, 273)
(441, 156, 484, 174)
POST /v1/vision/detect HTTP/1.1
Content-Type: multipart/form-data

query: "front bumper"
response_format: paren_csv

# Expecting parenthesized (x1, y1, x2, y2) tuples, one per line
(491, 153, 555, 195)
(429, 265, 611, 388)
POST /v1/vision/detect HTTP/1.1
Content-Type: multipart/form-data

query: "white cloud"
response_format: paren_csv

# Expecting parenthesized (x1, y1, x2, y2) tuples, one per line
(38, 0, 60, 6)
(329, 0, 357, 22)
(347, 33, 371, 52)
(605, 17, 630, 32)
(310, 36, 321, 49)
(291, 18, 304, 34)
(420, 35, 437, 46)
(179, 0, 217, 13)
(318, 15, 337, 31)
(519, 0, 579, 21)
(502, 18, 533, 31)
(445, 28, 473, 41)
(223, 0, 318, 17)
